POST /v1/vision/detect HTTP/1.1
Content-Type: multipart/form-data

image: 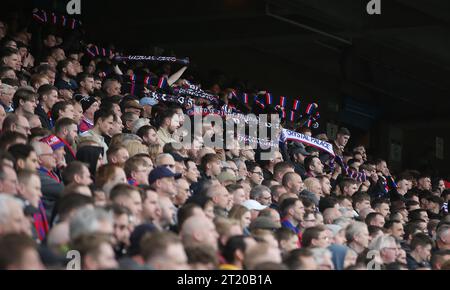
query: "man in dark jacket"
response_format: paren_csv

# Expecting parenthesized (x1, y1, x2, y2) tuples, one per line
(35, 84, 59, 130)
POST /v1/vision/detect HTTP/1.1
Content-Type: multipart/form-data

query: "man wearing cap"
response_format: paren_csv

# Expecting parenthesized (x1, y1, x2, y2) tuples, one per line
(40, 134, 67, 171)
(148, 166, 181, 198)
(124, 100, 143, 118)
(242, 199, 267, 221)
(140, 97, 158, 118)
(77, 95, 100, 133)
(290, 143, 311, 180)
(31, 141, 64, 220)
(35, 84, 58, 130)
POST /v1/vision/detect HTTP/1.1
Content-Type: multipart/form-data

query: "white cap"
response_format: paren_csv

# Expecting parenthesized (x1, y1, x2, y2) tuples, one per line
(242, 199, 267, 211)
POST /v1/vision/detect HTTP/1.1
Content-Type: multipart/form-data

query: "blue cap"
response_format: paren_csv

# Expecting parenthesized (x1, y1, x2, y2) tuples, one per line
(140, 97, 158, 107)
(148, 166, 182, 184)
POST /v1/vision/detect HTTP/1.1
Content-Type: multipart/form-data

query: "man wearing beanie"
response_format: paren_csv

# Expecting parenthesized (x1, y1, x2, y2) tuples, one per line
(76, 95, 99, 133)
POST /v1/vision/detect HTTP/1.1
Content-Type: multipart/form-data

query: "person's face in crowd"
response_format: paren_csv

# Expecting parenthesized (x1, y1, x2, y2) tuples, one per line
(208, 159, 222, 177)
(334, 229, 347, 245)
(132, 165, 151, 185)
(14, 116, 30, 136)
(20, 97, 37, 114)
(258, 190, 272, 206)
(292, 200, 305, 223)
(43, 89, 58, 110)
(303, 212, 317, 229)
(336, 133, 350, 148)
(282, 235, 299, 253)
(113, 148, 129, 167)
(58, 89, 73, 101)
(0, 21, 6, 39)
(76, 165, 93, 186)
(397, 179, 409, 194)
(44, 34, 56, 48)
(320, 177, 332, 196)
(310, 157, 324, 175)
(390, 223, 405, 241)
(241, 147, 255, 161)
(371, 214, 385, 228)
(158, 155, 176, 173)
(85, 101, 100, 118)
(59, 104, 74, 120)
(184, 161, 199, 183)
(0, 200, 31, 236)
(98, 116, 114, 135)
(20, 151, 39, 172)
(416, 244, 432, 262)
(380, 240, 399, 264)
(237, 162, 248, 180)
(0, 166, 18, 195)
(418, 177, 432, 191)
(72, 103, 83, 124)
(19, 175, 42, 208)
(29, 116, 42, 129)
(54, 147, 66, 167)
(107, 81, 121, 96)
(0, 86, 16, 108)
(109, 117, 123, 136)
(396, 247, 407, 265)
(232, 189, 246, 206)
(248, 166, 264, 186)
(174, 161, 186, 176)
(104, 168, 127, 192)
(344, 183, 358, 197)
(203, 200, 215, 221)
(343, 250, 357, 269)
(91, 242, 118, 270)
(63, 124, 79, 145)
(290, 174, 304, 194)
(419, 211, 429, 223)
(162, 243, 189, 270)
(52, 48, 66, 62)
(93, 79, 101, 90)
(355, 227, 370, 249)
(142, 190, 160, 222)
(157, 176, 177, 197)
(159, 196, 176, 227)
(4, 53, 21, 71)
(376, 161, 390, 176)
(144, 128, 158, 145)
(130, 190, 143, 221)
(375, 203, 390, 218)
(168, 114, 180, 133)
(241, 211, 252, 229)
(313, 230, 332, 249)
(437, 179, 445, 193)
(63, 61, 77, 78)
(214, 186, 232, 211)
(37, 143, 57, 170)
(175, 179, 191, 206)
(2, 68, 16, 79)
(309, 180, 323, 198)
(113, 213, 130, 246)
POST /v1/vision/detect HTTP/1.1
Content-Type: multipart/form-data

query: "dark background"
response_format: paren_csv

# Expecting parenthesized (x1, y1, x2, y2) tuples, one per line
(2, 0, 450, 178)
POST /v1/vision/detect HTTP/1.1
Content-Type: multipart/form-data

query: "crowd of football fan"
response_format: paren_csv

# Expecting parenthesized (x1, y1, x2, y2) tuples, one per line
(0, 10, 448, 270)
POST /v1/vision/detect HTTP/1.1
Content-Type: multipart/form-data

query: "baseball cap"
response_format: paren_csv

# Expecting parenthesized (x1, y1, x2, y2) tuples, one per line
(249, 216, 281, 231)
(291, 142, 311, 156)
(148, 166, 182, 184)
(140, 97, 158, 107)
(124, 100, 143, 111)
(40, 135, 65, 151)
(242, 199, 267, 211)
(217, 171, 237, 183)
(76, 95, 98, 112)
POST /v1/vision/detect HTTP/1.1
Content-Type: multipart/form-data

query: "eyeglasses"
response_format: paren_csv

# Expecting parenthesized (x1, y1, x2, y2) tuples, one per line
(251, 171, 263, 176)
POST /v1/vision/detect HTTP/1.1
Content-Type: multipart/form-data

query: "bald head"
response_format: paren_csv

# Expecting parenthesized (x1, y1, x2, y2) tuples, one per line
(180, 215, 219, 250)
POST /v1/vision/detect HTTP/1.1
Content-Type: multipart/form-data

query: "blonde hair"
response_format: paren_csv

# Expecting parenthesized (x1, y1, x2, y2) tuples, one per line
(125, 140, 149, 157)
